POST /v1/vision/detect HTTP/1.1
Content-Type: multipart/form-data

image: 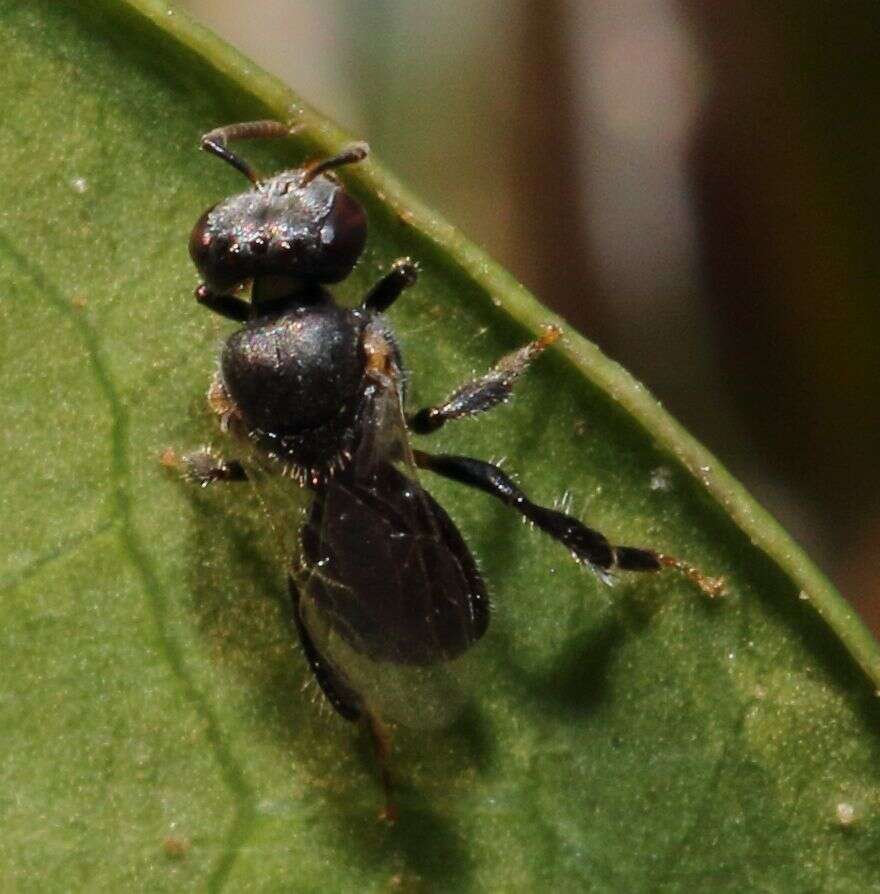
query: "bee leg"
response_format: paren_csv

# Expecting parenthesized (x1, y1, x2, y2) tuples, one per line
(366, 713, 398, 824)
(409, 325, 561, 434)
(361, 258, 419, 313)
(195, 284, 251, 322)
(414, 451, 724, 598)
(288, 578, 363, 722)
(162, 447, 247, 486)
(288, 580, 397, 820)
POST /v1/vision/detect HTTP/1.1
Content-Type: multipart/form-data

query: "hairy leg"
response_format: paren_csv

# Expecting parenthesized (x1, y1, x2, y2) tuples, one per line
(409, 325, 561, 434)
(415, 451, 723, 597)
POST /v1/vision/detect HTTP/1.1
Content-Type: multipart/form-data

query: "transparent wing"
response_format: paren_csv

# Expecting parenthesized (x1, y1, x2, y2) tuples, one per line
(227, 437, 313, 578)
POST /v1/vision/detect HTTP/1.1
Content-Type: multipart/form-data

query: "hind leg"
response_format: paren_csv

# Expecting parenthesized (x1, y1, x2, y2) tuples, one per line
(413, 452, 724, 598)
(289, 577, 362, 721)
(288, 578, 398, 821)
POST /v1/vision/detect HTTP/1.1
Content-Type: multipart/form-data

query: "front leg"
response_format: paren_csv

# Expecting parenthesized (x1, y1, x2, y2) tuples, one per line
(195, 283, 251, 322)
(361, 257, 418, 313)
(162, 446, 247, 486)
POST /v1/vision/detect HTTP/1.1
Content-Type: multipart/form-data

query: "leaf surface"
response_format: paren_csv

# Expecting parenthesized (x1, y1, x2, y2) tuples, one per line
(1, 2, 879, 890)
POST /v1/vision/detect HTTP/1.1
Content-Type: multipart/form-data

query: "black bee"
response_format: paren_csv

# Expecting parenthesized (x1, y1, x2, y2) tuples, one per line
(172, 121, 722, 821)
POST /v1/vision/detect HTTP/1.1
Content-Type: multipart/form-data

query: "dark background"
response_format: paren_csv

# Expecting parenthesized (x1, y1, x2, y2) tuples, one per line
(181, 0, 880, 632)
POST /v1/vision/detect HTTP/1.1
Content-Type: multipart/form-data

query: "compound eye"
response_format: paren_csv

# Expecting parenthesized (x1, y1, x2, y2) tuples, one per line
(188, 209, 213, 272)
(313, 190, 367, 283)
(189, 206, 250, 290)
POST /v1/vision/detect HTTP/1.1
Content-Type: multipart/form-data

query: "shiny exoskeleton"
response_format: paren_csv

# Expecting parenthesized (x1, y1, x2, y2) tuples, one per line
(174, 120, 723, 822)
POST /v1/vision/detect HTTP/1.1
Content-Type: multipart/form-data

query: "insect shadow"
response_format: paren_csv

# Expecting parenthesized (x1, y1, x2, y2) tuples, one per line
(450, 490, 628, 721)
(415, 393, 614, 721)
(451, 413, 685, 723)
(179, 478, 483, 885)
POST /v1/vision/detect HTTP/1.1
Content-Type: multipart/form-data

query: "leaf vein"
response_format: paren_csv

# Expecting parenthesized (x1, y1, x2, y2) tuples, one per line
(0, 234, 257, 890)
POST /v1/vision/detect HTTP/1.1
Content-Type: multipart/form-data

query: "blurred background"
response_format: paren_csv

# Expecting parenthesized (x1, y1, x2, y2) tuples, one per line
(180, 1, 880, 632)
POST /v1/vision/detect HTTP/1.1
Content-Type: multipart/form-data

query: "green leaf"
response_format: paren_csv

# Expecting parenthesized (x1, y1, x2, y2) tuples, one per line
(2, 1, 879, 890)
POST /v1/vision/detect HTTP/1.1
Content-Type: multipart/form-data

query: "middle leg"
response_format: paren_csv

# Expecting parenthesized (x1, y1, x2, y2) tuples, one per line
(409, 325, 561, 434)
